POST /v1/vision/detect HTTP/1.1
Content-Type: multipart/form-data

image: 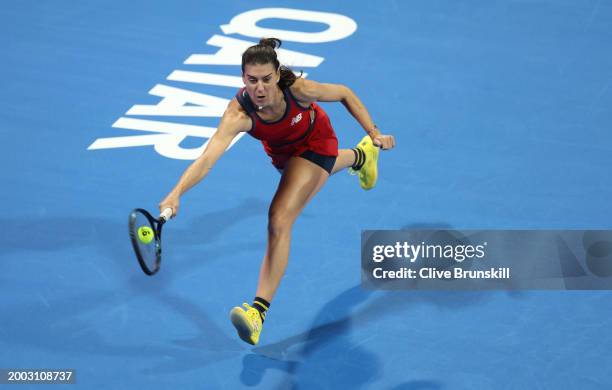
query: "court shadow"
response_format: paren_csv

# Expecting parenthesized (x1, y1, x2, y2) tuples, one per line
(0, 216, 118, 253)
(0, 291, 183, 358)
(0, 196, 269, 288)
(242, 285, 495, 389)
(240, 354, 299, 387)
(0, 288, 242, 375)
(400, 222, 454, 230)
(234, 221, 467, 388)
(139, 291, 245, 375)
(0, 198, 273, 375)
(160, 293, 239, 351)
(180, 197, 269, 243)
(124, 238, 262, 294)
(0, 196, 268, 254)
(242, 285, 382, 388)
(389, 380, 445, 390)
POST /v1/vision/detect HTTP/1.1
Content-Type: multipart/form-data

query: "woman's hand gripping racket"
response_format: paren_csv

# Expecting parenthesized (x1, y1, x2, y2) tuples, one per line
(128, 207, 173, 275)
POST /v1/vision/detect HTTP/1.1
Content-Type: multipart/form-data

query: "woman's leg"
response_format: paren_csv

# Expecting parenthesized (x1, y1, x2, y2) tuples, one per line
(330, 149, 357, 175)
(255, 156, 330, 302)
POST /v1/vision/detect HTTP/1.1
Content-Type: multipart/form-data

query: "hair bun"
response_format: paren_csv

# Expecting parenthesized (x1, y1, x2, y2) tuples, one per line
(259, 37, 282, 49)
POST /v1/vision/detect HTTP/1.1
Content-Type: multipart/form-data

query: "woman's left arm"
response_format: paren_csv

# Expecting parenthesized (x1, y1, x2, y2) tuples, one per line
(291, 78, 396, 150)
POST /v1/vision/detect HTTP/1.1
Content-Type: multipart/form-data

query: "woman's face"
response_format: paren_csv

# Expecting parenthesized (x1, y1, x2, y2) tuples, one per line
(242, 62, 280, 109)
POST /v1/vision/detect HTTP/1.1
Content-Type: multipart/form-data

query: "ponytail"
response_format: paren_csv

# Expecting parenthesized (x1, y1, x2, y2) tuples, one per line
(241, 38, 301, 89)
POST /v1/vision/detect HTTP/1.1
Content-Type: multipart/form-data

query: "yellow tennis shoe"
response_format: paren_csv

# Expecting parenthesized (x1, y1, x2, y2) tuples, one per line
(352, 135, 380, 190)
(230, 303, 263, 345)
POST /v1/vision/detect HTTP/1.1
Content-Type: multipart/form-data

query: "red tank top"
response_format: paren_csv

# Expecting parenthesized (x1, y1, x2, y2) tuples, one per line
(236, 86, 338, 169)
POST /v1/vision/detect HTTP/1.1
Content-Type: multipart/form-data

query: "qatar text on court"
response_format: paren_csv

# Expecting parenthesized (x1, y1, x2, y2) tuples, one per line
(88, 8, 358, 160)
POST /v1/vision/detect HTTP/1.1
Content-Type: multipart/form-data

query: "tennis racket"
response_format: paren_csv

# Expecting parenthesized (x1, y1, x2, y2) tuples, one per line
(128, 207, 173, 275)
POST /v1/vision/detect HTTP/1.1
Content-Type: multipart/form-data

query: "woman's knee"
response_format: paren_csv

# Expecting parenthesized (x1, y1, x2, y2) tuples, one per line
(267, 206, 296, 237)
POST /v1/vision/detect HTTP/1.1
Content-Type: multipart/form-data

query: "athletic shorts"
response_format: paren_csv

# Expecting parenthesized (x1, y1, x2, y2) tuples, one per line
(276, 150, 337, 175)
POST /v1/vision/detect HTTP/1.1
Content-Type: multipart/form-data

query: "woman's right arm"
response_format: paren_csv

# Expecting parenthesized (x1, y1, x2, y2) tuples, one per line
(159, 99, 251, 217)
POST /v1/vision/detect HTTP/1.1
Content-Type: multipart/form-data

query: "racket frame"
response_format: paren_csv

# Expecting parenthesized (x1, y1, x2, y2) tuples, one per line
(128, 208, 168, 276)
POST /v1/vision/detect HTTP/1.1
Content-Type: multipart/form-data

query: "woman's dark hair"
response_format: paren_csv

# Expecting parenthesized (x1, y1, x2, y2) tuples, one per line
(241, 38, 301, 89)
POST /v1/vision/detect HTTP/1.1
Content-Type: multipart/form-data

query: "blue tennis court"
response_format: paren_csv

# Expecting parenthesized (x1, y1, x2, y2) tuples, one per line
(2, 1, 612, 388)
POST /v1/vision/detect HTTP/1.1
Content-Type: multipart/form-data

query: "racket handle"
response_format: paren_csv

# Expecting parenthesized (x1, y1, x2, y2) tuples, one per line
(160, 207, 173, 222)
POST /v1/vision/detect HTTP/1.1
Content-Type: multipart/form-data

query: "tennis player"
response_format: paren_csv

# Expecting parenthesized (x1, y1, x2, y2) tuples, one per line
(159, 38, 395, 345)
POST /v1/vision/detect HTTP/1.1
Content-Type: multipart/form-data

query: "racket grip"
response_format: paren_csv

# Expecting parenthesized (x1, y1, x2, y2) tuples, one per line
(160, 207, 173, 222)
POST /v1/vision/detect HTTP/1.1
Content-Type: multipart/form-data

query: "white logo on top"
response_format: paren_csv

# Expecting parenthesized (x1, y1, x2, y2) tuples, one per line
(290, 113, 303, 126)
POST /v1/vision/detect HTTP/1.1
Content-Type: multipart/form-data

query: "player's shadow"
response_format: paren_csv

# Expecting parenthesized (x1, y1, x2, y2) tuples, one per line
(242, 284, 382, 389)
(0, 196, 268, 254)
(242, 285, 491, 389)
(239, 221, 525, 388)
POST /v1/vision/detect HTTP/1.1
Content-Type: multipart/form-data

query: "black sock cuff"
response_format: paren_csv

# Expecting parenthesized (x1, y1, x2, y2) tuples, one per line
(253, 296, 270, 311)
(351, 147, 366, 170)
(253, 297, 270, 323)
